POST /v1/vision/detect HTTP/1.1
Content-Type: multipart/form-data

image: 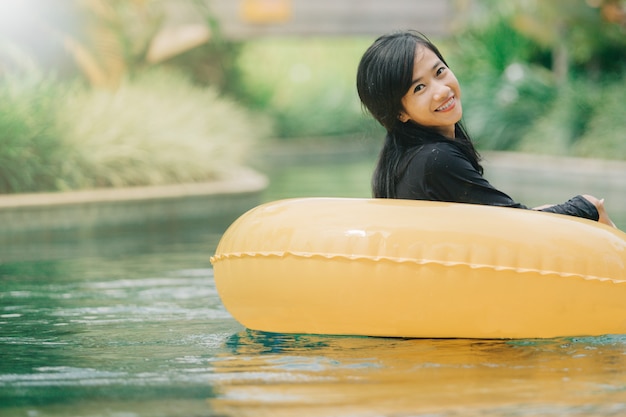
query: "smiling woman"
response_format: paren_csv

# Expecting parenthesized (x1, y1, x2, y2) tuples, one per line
(398, 48, 463, 137)
(356, 30, 617, 229)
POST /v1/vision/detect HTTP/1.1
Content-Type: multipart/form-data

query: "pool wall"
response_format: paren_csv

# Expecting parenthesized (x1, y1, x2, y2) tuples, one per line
(0, 169, 268, 236)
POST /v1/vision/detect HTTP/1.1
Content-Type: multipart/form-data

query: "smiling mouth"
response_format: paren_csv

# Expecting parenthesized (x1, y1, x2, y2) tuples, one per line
(435, 97, 455, 112)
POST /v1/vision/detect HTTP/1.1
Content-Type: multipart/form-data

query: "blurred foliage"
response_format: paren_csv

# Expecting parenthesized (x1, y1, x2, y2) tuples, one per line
(0, 0, 267, 193)
(0, 67, 269, 193)
(458, 62, 557, 151)
(231, 0, 626, 157)
(517, 77, 599, 155)
(1, 0, 626, 195)
(61, 0, 215, 89)
(448, 0, 626, 157)
(574, 74, 626, 159)
(233, 37, 381, 139)
(507, 0, 626, 78)
(56, 69, 271, 190)
(61, 0, 162, 89)
(448, 18, 557, 150)
(0, 71, 70, 193)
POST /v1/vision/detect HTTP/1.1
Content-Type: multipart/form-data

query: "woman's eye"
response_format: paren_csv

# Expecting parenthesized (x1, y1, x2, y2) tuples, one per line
(414, 84, 425, 93)
(436, 67, 447, 76)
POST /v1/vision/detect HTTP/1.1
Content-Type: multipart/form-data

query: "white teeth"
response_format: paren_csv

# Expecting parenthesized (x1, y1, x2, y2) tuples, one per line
(436, 97, 454, 111)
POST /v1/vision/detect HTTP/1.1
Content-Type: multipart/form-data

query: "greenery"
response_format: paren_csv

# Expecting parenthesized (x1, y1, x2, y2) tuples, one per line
(0, 73, 70, 193)
(447, 0, 626, 157)
(233, 37, 380, 139)
(573, 75, 626, 159)
(0, 0, 269, 194)
(57, 69, 271, 189)
(0, 69, 269, 193)
(230, 0, 626, 160)
(1, 0, 625, 194)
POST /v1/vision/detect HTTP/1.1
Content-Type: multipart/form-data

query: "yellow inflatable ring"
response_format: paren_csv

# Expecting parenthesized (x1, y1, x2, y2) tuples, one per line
(211, 198, 626, 339)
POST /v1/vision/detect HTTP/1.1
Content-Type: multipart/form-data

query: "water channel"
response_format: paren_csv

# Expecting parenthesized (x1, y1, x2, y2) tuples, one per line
(2, 144, 626, 417)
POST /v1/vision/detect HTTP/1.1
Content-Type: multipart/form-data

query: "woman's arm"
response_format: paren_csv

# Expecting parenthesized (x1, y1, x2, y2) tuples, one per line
(537, 195, 616, 228)
(406, 142, 614, 225)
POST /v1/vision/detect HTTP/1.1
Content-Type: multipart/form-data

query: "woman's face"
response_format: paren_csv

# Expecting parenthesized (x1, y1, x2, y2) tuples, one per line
(398, 46, 462, 138)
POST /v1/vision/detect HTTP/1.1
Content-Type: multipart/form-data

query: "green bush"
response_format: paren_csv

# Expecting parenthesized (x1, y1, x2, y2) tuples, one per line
(573, 76, 626, 160)
(449, 0, 626, 158)
(0, 73, 70, 193)
(448, 19, 557, 151)
(0, 69, 269, 193)
(56, 69, 271, 189)
(456, 62, 557, 151)
(517, 77, 598, 155)
(234, 37, 379, 139)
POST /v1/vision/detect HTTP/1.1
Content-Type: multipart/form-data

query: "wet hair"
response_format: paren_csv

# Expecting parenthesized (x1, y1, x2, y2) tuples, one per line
(356, 30, 483, 198)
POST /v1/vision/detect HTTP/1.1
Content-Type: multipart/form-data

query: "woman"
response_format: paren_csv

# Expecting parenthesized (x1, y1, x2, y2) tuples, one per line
(356, 30, 615, 227)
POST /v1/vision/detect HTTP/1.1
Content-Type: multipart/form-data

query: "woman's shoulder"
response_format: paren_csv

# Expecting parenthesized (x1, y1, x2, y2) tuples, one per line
(413, 140, 462, 154)
(424, 140, 462, 151)
(411, 140, 466, 163)
(404, 140, 472, 178)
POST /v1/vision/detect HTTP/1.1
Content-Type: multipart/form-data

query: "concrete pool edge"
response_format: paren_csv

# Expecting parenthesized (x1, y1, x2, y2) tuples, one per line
(0, 168, 269, 235)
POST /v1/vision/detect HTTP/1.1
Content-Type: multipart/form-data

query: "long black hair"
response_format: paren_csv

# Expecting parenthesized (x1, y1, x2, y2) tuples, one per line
(356, 30, 482, 198)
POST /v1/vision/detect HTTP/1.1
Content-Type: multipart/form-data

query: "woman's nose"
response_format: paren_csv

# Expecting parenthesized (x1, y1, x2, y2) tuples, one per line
(433, 83, 451, 101)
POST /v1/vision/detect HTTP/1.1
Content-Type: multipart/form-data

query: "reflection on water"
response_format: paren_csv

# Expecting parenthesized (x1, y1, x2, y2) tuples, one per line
(210, 332, 626, 416)
(2, 151, 626, 417)
(211, 331, 626, 417)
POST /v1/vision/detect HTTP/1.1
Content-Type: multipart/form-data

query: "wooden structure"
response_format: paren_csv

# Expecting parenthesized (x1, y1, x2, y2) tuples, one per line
(208, 0, 454, 37)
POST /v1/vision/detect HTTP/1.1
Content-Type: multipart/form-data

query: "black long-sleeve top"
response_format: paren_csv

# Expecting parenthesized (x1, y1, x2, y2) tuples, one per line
(395, 141, 599, 221)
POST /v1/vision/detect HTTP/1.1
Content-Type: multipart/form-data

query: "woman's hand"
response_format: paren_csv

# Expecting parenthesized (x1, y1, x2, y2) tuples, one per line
(582, 194, 617, 228)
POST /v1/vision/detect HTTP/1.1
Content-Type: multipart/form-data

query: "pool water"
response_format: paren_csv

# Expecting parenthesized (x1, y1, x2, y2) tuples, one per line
(2, 150, 626, 417)
(3, 230, 626, 417)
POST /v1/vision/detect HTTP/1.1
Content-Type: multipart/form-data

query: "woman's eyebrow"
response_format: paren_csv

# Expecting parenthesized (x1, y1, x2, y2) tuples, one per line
(410, 60, 444, 86)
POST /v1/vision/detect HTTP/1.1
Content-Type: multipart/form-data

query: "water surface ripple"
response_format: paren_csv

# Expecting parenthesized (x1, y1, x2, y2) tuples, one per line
(2, 243, 626, 417)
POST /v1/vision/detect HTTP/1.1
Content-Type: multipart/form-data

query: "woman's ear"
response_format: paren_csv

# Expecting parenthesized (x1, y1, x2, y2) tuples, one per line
(398, 112, 410, 123)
